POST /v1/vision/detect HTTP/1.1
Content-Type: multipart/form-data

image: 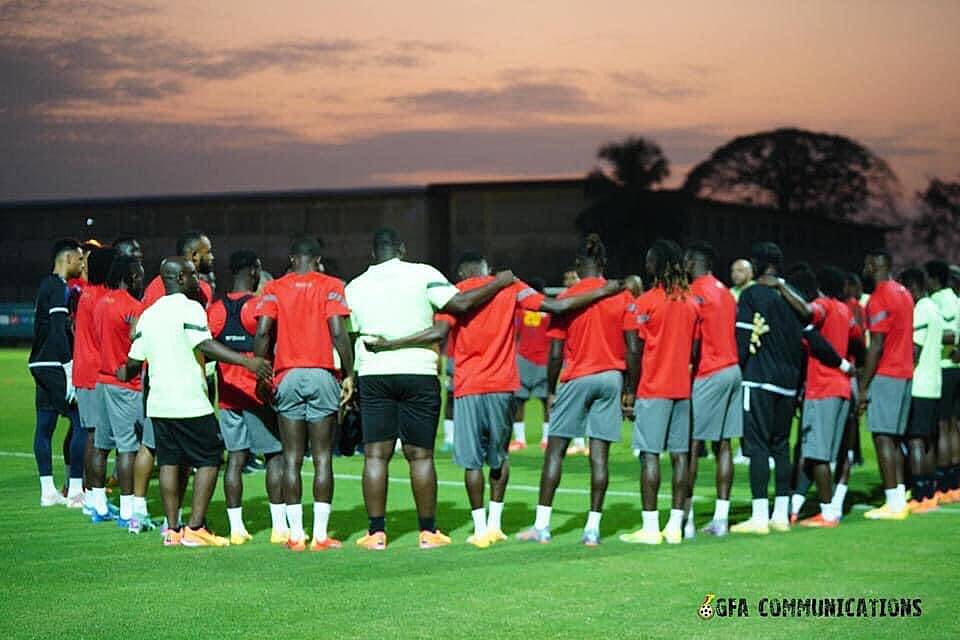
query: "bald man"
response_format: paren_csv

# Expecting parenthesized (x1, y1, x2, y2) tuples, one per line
(118, 257, 271, 547)
(730, 259, 754, 302)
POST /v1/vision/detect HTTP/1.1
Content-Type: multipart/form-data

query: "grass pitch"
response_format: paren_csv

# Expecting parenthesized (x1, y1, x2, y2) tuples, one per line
(0, 348, 957, 639)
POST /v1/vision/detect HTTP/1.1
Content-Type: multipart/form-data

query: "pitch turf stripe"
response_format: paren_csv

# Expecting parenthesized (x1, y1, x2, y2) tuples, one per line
(5, 450, 958, 513)
(0, 450, 686, 502)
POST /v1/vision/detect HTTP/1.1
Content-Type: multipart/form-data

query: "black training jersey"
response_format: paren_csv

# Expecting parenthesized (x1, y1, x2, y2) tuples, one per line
(29, 274, 73, 366)
(736, 283, 805, 393)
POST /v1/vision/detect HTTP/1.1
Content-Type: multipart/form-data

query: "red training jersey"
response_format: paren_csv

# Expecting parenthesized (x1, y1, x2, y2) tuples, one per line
(208, 292, 261, 411)
(72, 283, 107, 389)
(844, 297, 866, 365)
(690, 274, 738, 379)
(546, 277, 635, 383)
(516, 309, 552, 366)
(143, 275, 213, 309)
(436, 277, 545, 398)
(866, 279, 915, 379)
(254, 271, 350, 383)
(94, 288, 144, 391)
(629, 286, 699, 399)
(805, 297, 854, 399)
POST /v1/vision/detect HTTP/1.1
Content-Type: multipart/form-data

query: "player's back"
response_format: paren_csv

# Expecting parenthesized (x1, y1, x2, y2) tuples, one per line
(868, 280, 915, 379)
(634, 286, 699, 398)
(553, 277, 633, 381)
(94, 289, 143, 389)
(737, 283, 804, 390)
(691, 274, 737, 377)
(805, 296, 852, 399)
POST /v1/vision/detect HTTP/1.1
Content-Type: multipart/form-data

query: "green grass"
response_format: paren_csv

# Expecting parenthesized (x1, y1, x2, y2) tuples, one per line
(0, 347, 957, 639)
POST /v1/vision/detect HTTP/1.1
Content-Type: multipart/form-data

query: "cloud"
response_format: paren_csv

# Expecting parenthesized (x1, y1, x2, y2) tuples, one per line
(611, 70, 708, 101)
(387, 82, 600, 115)
(0, 114, 726, 200)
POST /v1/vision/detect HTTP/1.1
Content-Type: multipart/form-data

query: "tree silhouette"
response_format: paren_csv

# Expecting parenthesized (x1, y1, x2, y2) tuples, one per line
(683, 128, 900, 220)
(912, 175, 960, 261)
(577, 137, 673, 275)
(594, 136, 670, 189)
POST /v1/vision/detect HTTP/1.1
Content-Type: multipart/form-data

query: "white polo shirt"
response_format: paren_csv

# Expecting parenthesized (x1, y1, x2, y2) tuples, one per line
(128, 293, 214, 419)
(346, 258, 459, 376)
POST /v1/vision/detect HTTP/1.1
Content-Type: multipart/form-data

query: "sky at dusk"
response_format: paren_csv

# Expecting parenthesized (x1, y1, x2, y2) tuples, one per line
(2, 0, 958, 208)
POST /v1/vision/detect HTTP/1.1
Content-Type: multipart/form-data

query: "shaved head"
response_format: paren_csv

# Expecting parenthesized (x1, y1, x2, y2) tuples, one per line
(160, 256, 198, 296)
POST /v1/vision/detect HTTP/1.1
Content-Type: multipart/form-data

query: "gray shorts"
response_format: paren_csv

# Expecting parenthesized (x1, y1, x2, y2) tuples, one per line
(275, 368, 340, 423)
(633, 398, 691, 454)
(692, 365, 743, 441)
(867, 375, 912, 436)
(95, 384, 153, 453)
(76, 387, 104, 431)
(218, 408, 282, 455)
(550, 370, 624, 442)
(452, 393, 513, 470)
(515, 356, 548, 400)
(801, 397, 850, 461)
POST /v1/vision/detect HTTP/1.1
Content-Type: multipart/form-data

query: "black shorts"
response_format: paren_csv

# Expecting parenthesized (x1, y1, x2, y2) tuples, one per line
(742, 387, 794, 456)
(358, 375, 441, 449)
(31, 365, 70, 414)
(940, 369, 960, 420)
(153, 415, 224, 467)
(907, 398, 939, 438)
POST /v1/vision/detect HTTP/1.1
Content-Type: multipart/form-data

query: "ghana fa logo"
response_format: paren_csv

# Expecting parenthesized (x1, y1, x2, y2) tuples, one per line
(698, 594, 716, 620)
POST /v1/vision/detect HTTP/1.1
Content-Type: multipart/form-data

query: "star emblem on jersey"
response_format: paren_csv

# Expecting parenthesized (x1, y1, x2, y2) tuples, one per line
(748, 312, 770, 355)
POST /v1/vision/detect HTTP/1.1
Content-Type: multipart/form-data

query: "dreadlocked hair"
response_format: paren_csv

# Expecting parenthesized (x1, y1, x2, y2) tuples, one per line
(649, 239, 689, 299)
(576, 233, 607, 269)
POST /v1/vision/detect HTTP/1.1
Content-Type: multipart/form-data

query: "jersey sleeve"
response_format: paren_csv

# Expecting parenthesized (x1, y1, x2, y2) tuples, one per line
(207, 301, 226, 337)
(515, 281, 546, 311)
(43, 279, 73, 363)
(434, 311, 457, 328)
(810, 300, 827, 328)
(913, 301, 930, 346)
(325, 279, 351, 318)
(254, 283, 279, 320)
(422, 265, 460, 310)
(866, 291, 893, 334)
(184, 300, 213, 349)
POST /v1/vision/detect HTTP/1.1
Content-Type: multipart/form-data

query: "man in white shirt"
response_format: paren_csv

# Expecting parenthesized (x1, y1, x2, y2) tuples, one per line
(346, 228, 513, 550)
(118, 257, 271, 547)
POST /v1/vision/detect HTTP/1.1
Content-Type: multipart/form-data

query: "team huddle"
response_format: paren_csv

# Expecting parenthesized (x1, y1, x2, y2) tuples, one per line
(27, 227, 960, 550)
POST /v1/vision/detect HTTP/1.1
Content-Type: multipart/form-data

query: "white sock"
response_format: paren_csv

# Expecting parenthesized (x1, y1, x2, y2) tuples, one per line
(585, 510, 602, 532)
(40, 475, 56, 495)
(534, 504, 552, 530)
(67, 477, 83, 498)
(84, 489, 95, 508)
(119, 494, 133, 520)
(541, 422, 550, 441)
(313, 502, 331, 541)
(751, 498, 770, 526)
(820, 502, 834, 521)
(771, 496, 789, 523)
(713, 499, 730, 522)
(665, 508, 684, 533)
(269, 503, 288, 533)
(642, 510, 660, 533)
(572, 437, 586, 449)
(791, 493, 806, 516)
(133, 496, 147, 516)
(92, 487, 108, 515)
(443, 419, 455, 444)
(886, 487, 906, 512)
(177, 508, 183, 527)
(471, 508, 487, 536)
(488, 501, 504, 532)
(227, 507, 245, 535)
(896, 483, 906, 503)
(286, 504, 305, 541)
(512, 422, 526, 442)
(831, 483, 848, 513)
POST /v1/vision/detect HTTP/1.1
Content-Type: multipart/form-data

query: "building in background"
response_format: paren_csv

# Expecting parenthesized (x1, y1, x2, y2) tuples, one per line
(0, 178, 893, 308)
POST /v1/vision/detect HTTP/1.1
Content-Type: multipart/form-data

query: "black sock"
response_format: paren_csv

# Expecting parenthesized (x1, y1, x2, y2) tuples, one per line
(418, 517, 436, 533)
(368, 516, 385, 535)
(950, 465, 960, 490)
(936, 467, 949, 493)
(913, 474, 935, 501)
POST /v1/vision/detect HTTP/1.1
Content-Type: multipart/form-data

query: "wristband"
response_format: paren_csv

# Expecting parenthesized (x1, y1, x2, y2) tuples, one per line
(840, 359, 853, 374)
